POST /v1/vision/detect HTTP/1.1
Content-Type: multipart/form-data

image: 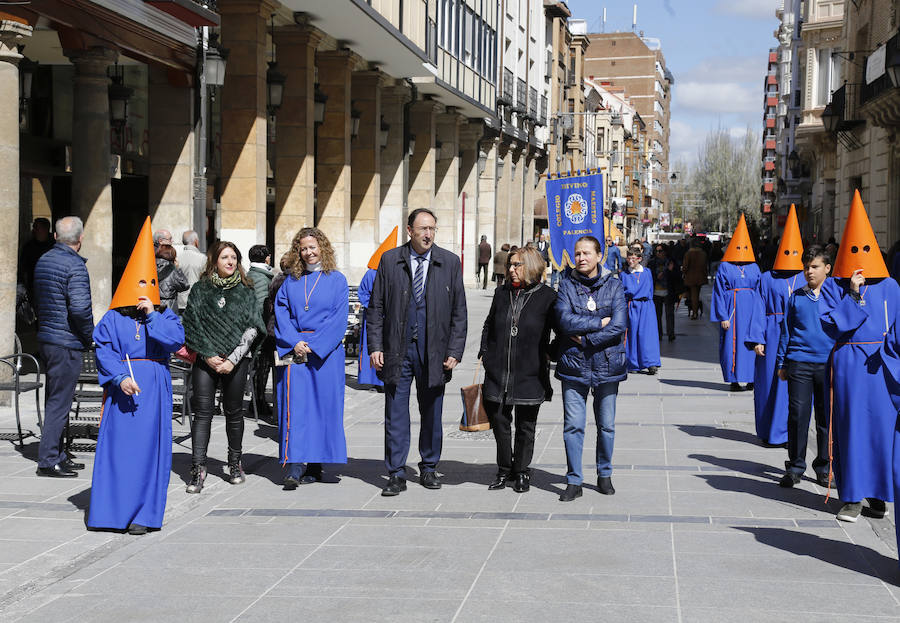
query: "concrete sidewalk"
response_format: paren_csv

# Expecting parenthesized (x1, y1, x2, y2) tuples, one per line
(0, 287, 898, 622)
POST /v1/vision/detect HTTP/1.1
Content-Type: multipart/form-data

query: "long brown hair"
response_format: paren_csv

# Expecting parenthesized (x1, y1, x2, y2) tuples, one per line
(202, 241, 253, 287)
(285, 227, 337, 277)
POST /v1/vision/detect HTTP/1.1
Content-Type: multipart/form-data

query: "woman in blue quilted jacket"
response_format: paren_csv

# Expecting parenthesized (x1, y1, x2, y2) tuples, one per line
(554, 236, 627, 502)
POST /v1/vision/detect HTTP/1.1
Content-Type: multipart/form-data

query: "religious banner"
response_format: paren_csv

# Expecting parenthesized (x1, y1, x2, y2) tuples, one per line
(545, 170, 605, 270)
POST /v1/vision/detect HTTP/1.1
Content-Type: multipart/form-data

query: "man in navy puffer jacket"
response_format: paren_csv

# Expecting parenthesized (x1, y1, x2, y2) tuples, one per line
(32, 216, 94, 477)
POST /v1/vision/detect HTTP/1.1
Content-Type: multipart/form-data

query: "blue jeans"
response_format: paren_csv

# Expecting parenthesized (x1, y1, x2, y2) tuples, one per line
(562, 380, 619, 484)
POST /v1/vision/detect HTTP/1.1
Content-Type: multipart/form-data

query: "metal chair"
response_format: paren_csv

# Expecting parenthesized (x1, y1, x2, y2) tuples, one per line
(0, 334, 43, 447)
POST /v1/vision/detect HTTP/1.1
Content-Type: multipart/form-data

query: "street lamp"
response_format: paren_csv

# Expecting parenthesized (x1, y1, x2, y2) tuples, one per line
(350, 105, 361, 139)
(266, 62, 286, 112)
(314, 84, 328, 124)
(788, 149, 800, 176)
(108, 67, 133, 126)
(821, 103, 839, 133)
(204, 33, 228, 87)
(379, 117, 390, 149)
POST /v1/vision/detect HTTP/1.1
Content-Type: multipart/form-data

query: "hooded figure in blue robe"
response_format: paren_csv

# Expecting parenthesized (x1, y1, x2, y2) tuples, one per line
(747, 270, 803, 444)
(711, 261, 762, 386)
(879, 320, 900, 562)
(357, 268, 383, 387)
(823, 277, 900, 505)
(621, 260, 661, 373)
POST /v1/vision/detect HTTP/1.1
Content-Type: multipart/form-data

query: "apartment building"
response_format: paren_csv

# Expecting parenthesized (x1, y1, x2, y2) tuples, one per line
(761, 48, 779, 228)
(772, 0, 803, 227)
(581, 31, 672, 225)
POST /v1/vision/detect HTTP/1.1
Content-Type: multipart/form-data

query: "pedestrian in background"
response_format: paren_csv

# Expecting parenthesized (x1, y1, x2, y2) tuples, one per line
(604, 236, 622, 275)
(274, 228, 349, 489)
(681, 238, 708, 320)
(621, 246, 660, 375)
(555, 236, 627, 501)
(181, 241, 265, 493)
(33, 216, 94, 478)
(648, 244, 678, 342)
(247, 244, 274, 417)
(493, 243, 510, 287)
(479, 246, 556, 493)
(367, 208, 467, 496)
(18, 217, 53, 302)
(155, 243, 189, 312)
(477, 235, 491, 289)
(176, 230, 207, 312)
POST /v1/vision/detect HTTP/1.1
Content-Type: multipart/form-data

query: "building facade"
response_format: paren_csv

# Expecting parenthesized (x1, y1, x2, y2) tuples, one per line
(582, 31, 672, 227)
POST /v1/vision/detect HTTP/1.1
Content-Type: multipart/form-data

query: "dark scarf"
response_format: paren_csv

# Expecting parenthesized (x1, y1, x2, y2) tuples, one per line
(182, 277, 265, 358)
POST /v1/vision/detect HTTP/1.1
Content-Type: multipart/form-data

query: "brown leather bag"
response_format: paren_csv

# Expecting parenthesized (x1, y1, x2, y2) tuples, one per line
(459, 360, 490, 431)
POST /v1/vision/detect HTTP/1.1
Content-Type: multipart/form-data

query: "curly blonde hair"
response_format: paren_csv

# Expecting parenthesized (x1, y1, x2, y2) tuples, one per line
(286, 227, 337, 277)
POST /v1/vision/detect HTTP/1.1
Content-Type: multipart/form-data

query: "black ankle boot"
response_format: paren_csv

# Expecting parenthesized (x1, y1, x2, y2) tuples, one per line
(186, 465, 206, 494)
(300, 462, 322, 484)
(227, 451, 245, 485)
(488, 472, 510, 490)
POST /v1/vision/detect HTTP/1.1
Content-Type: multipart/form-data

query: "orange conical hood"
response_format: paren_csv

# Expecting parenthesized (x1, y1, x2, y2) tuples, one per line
(367, 226, 398, 270)
(721, 213, 756, 263)
(833, 190, 888, 278)
(773, 204, 804, 271)
(109, 217, 160, 309)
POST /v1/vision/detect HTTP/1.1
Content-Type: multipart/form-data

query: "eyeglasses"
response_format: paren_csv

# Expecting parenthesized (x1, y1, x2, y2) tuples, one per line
(509, 262, 524, 267)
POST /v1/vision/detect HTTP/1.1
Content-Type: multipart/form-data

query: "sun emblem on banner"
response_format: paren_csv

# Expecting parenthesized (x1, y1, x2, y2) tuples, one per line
(564, 194, 588, 224)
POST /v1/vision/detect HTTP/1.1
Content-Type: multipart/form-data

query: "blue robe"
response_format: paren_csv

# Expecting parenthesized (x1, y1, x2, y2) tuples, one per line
(879, 320, 900, 563)
(274, 271, 349, 465)
(746, 270, 802, 444)
(356, 269, 383, 386)
(87, 308, 184, 530)
(710, 261, 762, 383)
(621, 267, 661, 371)
(823, 277, 900, 503)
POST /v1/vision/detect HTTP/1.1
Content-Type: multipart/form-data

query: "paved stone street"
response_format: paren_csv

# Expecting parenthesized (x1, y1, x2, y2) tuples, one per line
(0, 288, 898, 622)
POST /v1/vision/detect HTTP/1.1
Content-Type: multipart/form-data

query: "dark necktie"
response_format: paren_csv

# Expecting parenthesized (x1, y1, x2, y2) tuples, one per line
(413, 256, 426, 302)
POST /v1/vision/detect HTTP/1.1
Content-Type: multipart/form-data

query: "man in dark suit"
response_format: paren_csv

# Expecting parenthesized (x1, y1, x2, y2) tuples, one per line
(367, 208, 467, 496)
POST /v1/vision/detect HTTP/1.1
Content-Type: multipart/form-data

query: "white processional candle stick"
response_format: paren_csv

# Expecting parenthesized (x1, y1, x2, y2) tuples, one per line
(125, 354, 139, 395)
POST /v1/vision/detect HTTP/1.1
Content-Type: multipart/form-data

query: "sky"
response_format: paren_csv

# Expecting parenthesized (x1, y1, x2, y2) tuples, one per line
(565, 0, 781, 170)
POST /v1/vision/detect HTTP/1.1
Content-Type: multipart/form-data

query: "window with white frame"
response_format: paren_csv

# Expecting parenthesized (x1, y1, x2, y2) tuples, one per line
(815, 48, 841, 107)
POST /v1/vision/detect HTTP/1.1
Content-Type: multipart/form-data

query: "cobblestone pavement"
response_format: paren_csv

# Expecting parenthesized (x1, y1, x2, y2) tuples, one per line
(0, 288, 898, 622)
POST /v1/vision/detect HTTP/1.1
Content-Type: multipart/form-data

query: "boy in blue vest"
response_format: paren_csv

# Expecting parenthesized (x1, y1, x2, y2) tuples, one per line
(775, 245, 863, 489)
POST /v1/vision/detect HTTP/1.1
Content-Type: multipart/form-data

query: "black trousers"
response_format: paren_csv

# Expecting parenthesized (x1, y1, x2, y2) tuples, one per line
(190, 358, 251, 466)
(37, 343, 82, 468)
(253, 336, 274, 410)
(785, 360, 829, 477)
(476, 263, 489, 289)
(654, 294, 676, 339)
(485, 399, 540, 475)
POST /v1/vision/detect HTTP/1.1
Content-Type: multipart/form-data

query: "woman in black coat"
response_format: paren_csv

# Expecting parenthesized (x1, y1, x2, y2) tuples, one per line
(479, 246, 556, 493)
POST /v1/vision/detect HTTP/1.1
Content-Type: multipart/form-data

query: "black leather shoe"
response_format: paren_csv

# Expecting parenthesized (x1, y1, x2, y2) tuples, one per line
(36, 464, 77, 478)
(381, 475, 407, 496)
(488, 472, 510, 490)
(513, 473, 530, 493)
(127, 523, 148, 535)
(300, 463, 323, 485)
(559, 484, 582, 502)
(729, 383, 742, 392)
(779, 472, 801, 488)
(816, 473, 835, 488)
(61, 458, 85, 471)
(420, 471, 442, 489)
(283, 475, 300, 491)
(597, 476, 615, 495)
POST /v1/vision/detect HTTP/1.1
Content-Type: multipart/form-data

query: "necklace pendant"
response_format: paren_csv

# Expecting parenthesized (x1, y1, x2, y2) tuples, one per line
(217, 296, 226, 308)
(304, 305, 309, 311)
(860, 299, 866, 306)
(587, 296, 597, 311)
(135, 333, 140, 341)
(510, 326, 518, 337)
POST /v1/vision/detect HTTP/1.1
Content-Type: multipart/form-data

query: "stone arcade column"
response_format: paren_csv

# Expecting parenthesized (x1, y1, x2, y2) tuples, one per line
(349, 70, 386, 283)
(408, 99, 438, 221)
(508, 146, 525, 246)
(148, 66, 194, 238)
(494, 141, 512, 248)
(66, 46, 118, 320)
(523, 154, 537, 242)
(0, 17, 31, 373)
(434, 110, 460, 253)
(379, 83, 410, 241)
(273, 21, 322, 262)
(458, 122, 482, 287)
(477, 138, 498, 254)
(218, 0, 275, 260)
(315, 50, 357, 269)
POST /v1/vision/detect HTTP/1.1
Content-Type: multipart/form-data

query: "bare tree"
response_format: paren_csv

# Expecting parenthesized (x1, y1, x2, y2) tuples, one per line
(691, 125, 761, 232)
